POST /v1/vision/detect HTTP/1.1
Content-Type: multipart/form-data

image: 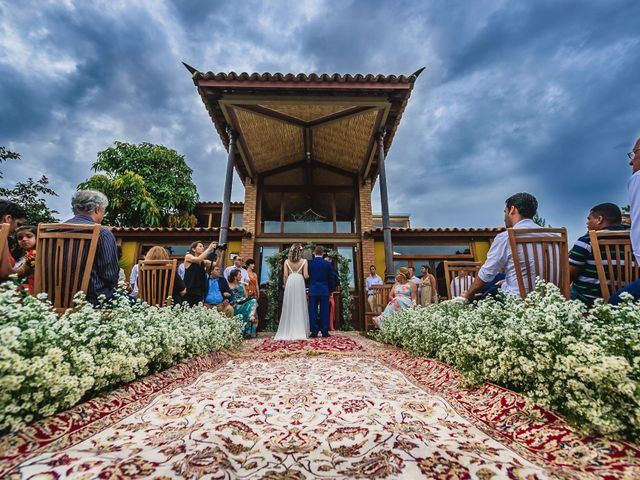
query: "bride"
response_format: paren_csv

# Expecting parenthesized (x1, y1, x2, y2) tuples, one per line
(274, 243, 310, 340)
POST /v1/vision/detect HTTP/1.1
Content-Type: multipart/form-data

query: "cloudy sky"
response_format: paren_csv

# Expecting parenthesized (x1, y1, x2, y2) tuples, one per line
(1, 0, 639, 240)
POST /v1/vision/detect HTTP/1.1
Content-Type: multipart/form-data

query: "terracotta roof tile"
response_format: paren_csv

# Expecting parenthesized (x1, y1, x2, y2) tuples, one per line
(192, 71, 421, 84)
(368, 227, 505, 234)
(111, 226, 245, 233)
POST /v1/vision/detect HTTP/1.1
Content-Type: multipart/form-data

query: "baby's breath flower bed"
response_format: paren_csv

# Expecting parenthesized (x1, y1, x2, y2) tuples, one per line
(0, 282, 243, 434)
(374, 282, 640, 441)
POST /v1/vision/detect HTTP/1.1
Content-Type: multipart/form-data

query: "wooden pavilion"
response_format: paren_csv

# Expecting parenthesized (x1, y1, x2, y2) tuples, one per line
(113, 69, 503, 329)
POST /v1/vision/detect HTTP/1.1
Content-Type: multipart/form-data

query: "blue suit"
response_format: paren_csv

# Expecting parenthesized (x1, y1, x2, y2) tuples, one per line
(308, 256, 335, 336)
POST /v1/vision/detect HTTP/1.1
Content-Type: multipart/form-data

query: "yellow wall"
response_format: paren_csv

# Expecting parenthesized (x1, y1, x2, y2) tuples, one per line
(374, 241, 387, 277)
(120, 241, 139, 277)
(220, 240, 243, 268)
(472, 240, 491, 262)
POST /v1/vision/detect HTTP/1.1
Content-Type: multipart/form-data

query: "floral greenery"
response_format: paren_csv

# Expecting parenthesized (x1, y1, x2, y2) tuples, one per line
(0, 282, 243, 433)
(264, 244, 353, 332)
(374, 282, 640, 441)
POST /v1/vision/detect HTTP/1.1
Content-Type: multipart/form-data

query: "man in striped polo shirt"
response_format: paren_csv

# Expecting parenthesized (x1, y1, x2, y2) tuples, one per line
(569, 203, 626, 306)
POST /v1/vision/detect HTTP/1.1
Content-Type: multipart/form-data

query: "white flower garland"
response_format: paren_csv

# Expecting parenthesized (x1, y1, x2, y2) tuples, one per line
(0, 283, 243, 433)
(374, 281, 640, 441)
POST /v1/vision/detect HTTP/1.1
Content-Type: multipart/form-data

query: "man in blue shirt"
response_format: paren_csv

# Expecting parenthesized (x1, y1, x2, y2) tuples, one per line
(204, 264, 234, 317)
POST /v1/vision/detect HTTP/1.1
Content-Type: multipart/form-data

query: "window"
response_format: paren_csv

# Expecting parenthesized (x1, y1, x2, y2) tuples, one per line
(337, 246, 356, 289)
(232, 211, 243, 227)
(393, 245, 471, 256)
(259, 246, 280, 285)
(140, 244, 190, 259)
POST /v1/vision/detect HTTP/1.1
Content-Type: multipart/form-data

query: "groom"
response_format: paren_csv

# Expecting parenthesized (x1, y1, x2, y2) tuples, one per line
(308, 245, 335, 338)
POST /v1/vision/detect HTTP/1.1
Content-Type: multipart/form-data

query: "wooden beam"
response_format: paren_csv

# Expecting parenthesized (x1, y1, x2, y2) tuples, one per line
(313, 161, 358, 178)
(307, 106, 376, 127)
(359, 108, 386, 181)
(234, 104, 306, 127)
(226, 107, 257, 180)
(260, 159, 308, 178)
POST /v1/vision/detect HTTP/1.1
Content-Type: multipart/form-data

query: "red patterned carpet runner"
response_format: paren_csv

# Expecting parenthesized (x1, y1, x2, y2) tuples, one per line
(1, 334, 639, 479)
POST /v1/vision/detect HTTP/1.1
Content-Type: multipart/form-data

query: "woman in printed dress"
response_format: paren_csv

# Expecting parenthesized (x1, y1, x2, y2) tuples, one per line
(374, 267, 417, 328)
(228, 269, 258, 338)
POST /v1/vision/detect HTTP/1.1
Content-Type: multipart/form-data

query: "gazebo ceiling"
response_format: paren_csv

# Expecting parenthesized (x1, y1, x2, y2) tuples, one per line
(185, 67, 423, 182)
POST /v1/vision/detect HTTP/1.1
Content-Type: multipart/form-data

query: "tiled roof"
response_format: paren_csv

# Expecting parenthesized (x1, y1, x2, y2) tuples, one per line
(196, 201, 244, 207)
(190, 70, 424, 84)
(111, 226, 245, 233)
(369, 227, 505, 234)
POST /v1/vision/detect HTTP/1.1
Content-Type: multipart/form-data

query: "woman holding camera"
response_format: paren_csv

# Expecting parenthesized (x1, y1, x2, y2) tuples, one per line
(183, 240, 217, 306)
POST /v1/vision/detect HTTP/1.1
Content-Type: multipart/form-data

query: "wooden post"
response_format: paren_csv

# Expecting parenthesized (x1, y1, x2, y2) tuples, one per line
(377, 130, 395, 283)
(219, 127, 236, 253)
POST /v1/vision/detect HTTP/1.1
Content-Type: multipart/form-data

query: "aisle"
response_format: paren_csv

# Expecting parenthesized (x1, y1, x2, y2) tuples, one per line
(1, 334, 639, 479)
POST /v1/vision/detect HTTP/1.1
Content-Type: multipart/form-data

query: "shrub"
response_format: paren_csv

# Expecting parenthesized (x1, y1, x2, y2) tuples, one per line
(374, 282, 640, 440)
(0, 283, 243, 433)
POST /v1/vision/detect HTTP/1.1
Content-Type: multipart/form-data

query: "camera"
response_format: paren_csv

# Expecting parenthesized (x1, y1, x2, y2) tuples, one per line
(217, 243, 228, 250)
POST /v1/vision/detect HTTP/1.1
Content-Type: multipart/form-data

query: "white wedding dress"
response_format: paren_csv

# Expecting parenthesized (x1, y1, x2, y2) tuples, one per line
(274, 260, 310, 340)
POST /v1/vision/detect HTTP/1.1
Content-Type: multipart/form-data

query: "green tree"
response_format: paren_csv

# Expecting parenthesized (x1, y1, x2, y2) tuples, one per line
(533, 213, 550, 227)
(77, 142, 199, 227)
(0, 147, 59, 224)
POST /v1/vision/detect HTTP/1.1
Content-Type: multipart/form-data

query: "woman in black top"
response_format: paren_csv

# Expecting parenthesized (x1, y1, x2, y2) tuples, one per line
(183, 241, 217, 306)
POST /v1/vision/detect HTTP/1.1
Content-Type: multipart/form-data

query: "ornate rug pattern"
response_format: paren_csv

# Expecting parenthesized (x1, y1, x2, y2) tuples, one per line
(1, 334, 639, 479)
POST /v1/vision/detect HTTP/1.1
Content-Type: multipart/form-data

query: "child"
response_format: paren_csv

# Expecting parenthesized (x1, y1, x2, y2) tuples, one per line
(12, 225, 37, 292)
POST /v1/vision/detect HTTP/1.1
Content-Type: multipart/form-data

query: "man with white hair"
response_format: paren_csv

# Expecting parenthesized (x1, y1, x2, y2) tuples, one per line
(64, 190, 120, 304)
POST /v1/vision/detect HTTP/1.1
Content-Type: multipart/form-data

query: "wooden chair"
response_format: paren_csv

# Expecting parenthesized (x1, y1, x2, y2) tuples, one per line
(443, 261, 482, 299)
(137, 259, 177, 307)
(34, 223, 101, 314)
(507, 227, 570, 299)
(0, 223, 10, 263)
(589, 229, 639, 303)
(364, 283, 393, 332)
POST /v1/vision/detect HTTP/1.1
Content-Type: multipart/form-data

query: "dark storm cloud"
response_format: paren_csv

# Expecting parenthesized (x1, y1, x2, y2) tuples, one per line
(0, 0, 639, 239)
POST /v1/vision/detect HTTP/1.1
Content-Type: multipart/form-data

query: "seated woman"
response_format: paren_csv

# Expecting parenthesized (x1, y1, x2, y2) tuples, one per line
(227, 268, 258, 338)
(12, 225, 37, 292)
(374, 267, 417, 328)
(139, 246, 186, 304)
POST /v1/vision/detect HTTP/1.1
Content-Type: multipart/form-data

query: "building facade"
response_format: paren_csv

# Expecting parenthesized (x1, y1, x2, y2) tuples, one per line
(114, 69, 503, 329)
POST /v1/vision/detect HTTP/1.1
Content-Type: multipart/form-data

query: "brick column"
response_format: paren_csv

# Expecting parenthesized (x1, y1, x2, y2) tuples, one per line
(359, 179, 376, 272)
(240, 178, 257, 260)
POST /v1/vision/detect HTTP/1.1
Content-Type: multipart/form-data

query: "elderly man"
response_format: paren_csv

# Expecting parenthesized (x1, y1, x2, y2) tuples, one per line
(610, 137, 640, 304)
(64, 190, 120, 304)
(462, 192, 541, 301)
(223, 254, 249, 284)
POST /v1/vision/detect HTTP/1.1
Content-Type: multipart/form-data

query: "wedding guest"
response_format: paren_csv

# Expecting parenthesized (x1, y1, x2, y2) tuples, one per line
(450, 270, 474, 298)
(419, 265, 437, 305)
(183, 240, 217, 306)
(462, 192, 543, 301)
(12, 225, 37, 292)
(373, 267, 417, 328)
(0, 200, 26, 281)
(129, 262, 140, 296)
(116, 245, 126, 285)
(610, 137, 640, 304)
(365, 264, 383, 311)
(141, 246, 186, 304)
(228, 269, 258, 338)
(64, 190, 119, 304)
(224, 254, 249, 285)
(204, 264, 234, 317)
(245, 258, 259, 298)
(323, 253, 337, 331)
(569, 203, 625, 306)
(407, 266, 421, 286)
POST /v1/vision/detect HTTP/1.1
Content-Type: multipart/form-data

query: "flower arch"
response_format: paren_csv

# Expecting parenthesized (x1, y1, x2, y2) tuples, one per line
(265, 243, 354, 331)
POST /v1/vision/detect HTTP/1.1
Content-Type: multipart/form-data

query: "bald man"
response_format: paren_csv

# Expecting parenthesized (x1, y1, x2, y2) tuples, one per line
(610, 136, 640, 305)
